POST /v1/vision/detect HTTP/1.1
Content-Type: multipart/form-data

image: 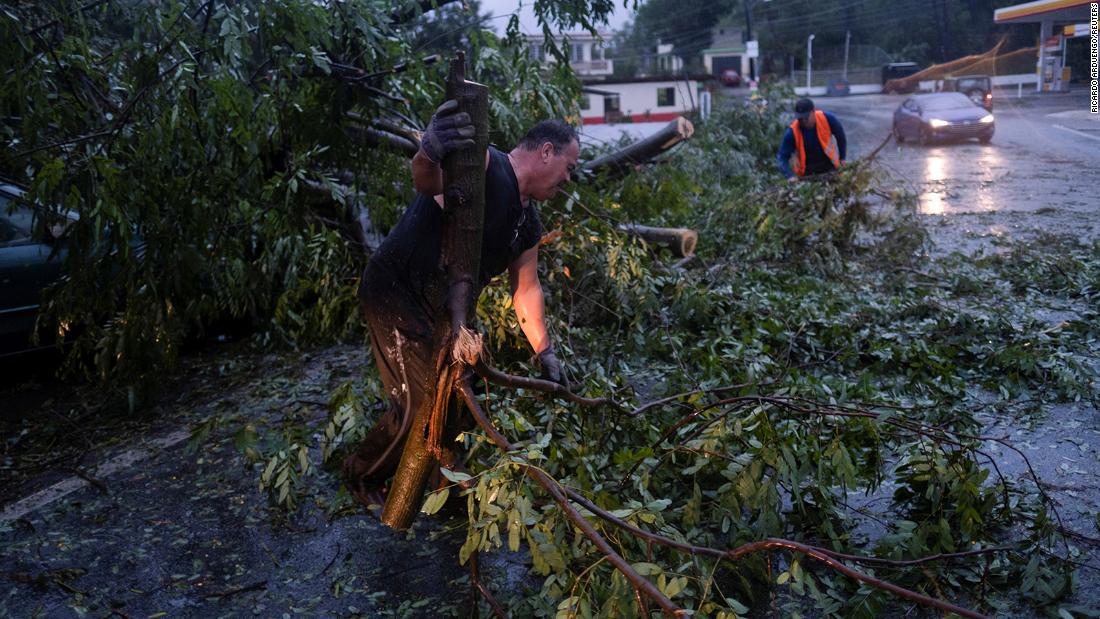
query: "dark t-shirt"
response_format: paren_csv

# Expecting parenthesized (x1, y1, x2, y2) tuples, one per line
(360, 146, 543, 339)
(799, 123, 835, 176)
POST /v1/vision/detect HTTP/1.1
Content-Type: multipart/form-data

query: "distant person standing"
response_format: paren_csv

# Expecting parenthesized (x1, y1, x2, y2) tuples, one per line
(776, 98, 847, 181)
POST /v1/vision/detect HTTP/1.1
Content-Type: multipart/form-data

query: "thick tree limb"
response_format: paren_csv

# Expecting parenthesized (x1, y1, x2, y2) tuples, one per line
(345, 123, 419, 157)
(618, 224, 698, 257)
(381, 53, 489, 531)
(370, 118, 423, 144)
(582, 116, 694, 179)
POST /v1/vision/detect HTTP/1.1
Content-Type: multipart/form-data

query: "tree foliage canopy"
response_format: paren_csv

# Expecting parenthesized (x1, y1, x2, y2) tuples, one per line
(0, 0, 621, 397)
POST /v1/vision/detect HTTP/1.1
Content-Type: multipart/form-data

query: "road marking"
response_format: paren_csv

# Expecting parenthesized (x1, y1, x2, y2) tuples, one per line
(0, 429, 191, 524)
(1052, 124, 1100, 143)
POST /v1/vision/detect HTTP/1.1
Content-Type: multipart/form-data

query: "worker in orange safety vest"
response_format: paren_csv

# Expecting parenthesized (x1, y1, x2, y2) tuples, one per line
(776, 98, 847, 181)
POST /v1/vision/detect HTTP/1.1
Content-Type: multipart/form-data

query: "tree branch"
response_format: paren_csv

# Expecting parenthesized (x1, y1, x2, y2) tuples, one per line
(22, 0, 110, 37)
(473, 357, 623, 410)
(456, 378, 685, 617)
(460, 378, 990, 619)
(561, 491, 991, 619)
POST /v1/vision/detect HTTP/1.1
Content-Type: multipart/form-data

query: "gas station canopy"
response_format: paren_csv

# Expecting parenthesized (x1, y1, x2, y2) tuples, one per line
(994, 0, 1092, 24)
(993, 0, 1092, 92)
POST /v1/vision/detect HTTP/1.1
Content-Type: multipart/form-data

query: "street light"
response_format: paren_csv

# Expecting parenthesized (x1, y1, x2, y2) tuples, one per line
(843, 30, 851, 81)
(806, 33, 815, 91)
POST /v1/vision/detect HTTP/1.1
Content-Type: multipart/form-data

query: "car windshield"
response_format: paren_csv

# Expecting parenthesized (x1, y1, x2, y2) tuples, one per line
(921, 93, 975, 110)
(956, 78, 987, 90)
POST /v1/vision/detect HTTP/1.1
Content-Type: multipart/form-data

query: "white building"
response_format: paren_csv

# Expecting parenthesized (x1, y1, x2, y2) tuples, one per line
(579, 77, 703, 125)
(654, 43, 684, 73)
(526, 32, 613, 77)
(526, 33, 706, 126)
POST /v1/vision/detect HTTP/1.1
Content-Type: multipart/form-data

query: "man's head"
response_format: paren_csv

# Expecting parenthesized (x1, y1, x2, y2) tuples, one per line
(513, 120, 580, 201)
(795, 98, 816, 128)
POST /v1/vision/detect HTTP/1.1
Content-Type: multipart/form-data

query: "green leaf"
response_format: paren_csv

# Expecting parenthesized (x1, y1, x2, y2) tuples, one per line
(507, 507, 523, 552)
(726, 598, 751, 614)
(440, 468, 472, 483)
(631, 562, 662, 576)
(420, 487, 449, 515)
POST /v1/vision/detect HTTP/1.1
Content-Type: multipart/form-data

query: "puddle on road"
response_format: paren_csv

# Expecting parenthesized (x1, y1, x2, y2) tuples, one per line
(873, 140, 1100, 256)
(919, 145, 1004, 215)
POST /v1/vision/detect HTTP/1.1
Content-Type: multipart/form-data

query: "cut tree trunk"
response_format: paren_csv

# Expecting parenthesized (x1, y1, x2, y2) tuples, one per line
(583, 116, 694, 178)
(380, 52, 488, 530)
(618, 224, 698, 257)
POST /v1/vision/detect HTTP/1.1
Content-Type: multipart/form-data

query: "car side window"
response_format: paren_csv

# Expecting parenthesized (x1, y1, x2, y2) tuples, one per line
(0, 202, 36, 247)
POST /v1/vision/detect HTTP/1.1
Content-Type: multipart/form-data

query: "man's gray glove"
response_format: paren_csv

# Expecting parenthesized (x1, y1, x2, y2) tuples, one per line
(538, 345, 566, 386)
(420, 99, 475, 164)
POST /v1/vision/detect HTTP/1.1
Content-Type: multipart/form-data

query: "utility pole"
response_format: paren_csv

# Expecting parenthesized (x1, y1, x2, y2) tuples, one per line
(806, 33, 815, 90)
(843, 30, 851, 80)
(743, 0, 770, 83)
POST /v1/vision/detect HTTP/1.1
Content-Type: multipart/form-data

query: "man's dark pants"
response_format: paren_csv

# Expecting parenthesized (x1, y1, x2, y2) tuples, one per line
(342, 292, 471, 500)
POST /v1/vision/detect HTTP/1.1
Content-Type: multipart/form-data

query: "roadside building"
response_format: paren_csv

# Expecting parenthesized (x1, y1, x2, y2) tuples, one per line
(526, 33, 706, 125)
(701, 22, 751, 84)
(994, 0, 1094, 92)
(655, 43, 684, 74)
(526, 32, 613, 77)
(578, 76, 704, 125)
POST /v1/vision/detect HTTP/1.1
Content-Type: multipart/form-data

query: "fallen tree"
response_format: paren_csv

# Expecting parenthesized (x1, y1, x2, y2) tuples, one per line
(618, 224, 698, 257)
(582, 116, 695, 179)
(365, 54, 1006, 619)
(3, 4, 1085, 617)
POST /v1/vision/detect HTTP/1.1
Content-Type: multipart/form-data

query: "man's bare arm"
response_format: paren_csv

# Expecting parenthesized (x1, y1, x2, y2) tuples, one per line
(508, 245, 549, 353)
(411, 149, 492, 207)
(411, 149, 444, 196)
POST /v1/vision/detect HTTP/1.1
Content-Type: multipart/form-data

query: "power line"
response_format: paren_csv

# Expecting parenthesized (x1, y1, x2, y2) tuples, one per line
(500, 0, 936, 69)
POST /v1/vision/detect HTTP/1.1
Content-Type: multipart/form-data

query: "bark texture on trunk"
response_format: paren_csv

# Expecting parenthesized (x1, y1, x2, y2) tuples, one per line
(618, 224, 698, 257)
(380, 52, 489, 531)
(583, 116, 694, 178)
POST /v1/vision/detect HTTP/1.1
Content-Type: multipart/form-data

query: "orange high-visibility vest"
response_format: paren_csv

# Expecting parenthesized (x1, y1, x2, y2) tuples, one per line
(790, 110, 839, 177)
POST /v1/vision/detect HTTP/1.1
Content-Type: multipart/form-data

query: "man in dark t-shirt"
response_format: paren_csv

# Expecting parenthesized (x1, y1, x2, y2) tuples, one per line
(342, 102, 579, 505)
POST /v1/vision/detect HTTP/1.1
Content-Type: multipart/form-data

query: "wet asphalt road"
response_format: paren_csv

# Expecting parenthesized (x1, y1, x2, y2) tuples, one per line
(0, 346, 482, 618)
(823, 88, 1100, 255)
(829, 87, 1100, 614)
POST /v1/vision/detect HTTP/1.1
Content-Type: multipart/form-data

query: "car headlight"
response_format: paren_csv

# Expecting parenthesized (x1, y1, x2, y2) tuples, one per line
(980, 114, 994, 123)
(929, 119, 950, 128)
